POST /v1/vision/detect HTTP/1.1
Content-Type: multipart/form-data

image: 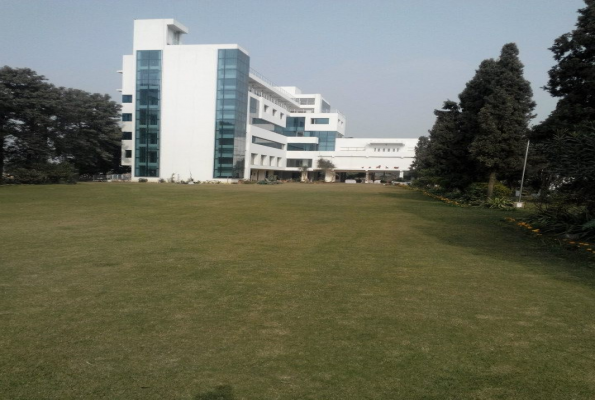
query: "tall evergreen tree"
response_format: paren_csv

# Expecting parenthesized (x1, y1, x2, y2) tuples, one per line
(458, 44, 535, 198)
(411, 136, 432, 179)
(535, 0, 595, 138)
(468, 44, 535, 197)
(458, 59, 501, 187)
(425, 100, 468, 188)
(531, 0, 595, 214)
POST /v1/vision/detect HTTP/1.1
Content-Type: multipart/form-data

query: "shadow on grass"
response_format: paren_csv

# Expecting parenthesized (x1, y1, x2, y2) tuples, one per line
(381, 188, 595, 283)
(194, 385, 235, 400)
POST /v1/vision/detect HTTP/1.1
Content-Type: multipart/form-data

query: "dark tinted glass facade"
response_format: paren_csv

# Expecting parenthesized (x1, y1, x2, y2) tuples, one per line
(251, 136, 284, 149)
(278, 117, 339, 151)
(251, 118, 285, 134)
(287, 159, 312, 167)
(288, 143, 318, 151)
(214, 49, 250, 178)
(135, 50, 161, 177)
(249, 97, 259, 114)
(306, 131, 339, 151)
(283, 117, 305, 136)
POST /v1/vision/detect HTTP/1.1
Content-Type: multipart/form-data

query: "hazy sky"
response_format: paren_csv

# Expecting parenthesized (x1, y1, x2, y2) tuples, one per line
(0, 0, 586, 138)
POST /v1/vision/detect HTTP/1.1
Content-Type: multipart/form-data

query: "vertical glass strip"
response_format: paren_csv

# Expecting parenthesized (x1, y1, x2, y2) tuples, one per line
(213, 49, 250, 178)
(135, 50, 162, 177)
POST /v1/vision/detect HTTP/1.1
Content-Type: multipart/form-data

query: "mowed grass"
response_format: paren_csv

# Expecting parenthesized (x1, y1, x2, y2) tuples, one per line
(0, 183, 594, 400)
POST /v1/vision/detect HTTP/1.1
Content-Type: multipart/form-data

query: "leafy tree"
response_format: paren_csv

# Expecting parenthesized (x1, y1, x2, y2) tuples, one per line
(1, 66, 123, 182)
(0, 67, 58, 181)
(537, 128, 595, 213)
(54, 88, 122, 174)
(317, 158, 336, 182)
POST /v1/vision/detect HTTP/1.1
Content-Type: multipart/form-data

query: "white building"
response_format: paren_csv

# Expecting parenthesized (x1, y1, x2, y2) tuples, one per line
(119, 19, 418, 182)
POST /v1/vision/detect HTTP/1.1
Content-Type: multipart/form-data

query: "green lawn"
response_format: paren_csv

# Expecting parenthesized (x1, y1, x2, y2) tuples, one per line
(1, 183, 594, 400)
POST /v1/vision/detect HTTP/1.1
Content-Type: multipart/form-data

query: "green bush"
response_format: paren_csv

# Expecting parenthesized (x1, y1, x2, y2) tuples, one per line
(464, 182, 511, 201)
(485, 197, 515, 210)
(526, 195, 595, 240)
(138, 178, 148, 183)
(9, 163, 78, 184)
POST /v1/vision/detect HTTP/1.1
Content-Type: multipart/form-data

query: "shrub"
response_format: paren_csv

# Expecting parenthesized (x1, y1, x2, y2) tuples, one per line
(464, 182, 511, 201)
(9, 163, 78, 184)
(525, 194, 595, 240)
(485, 197, 515, 210)
(138, 178, 148, 183)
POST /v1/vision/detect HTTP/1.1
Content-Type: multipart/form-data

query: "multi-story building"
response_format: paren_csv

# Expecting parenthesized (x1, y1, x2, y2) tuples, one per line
(119, 19, 418, 182)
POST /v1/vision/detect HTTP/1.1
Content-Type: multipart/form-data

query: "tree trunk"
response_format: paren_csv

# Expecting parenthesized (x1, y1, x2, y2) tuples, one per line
(487, 171, 497, 199)
(300, 170, 308, 182)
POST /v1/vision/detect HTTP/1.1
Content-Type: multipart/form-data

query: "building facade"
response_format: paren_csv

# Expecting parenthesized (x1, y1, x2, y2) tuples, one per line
(120, 19, 417, 182)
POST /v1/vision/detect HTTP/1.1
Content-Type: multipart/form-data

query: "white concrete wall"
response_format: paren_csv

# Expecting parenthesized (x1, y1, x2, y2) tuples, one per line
(159, 44, 221, 182)
(120, 55, 135, 166)
(252, 95, 288, 127)
(296, 112, 346, 136)
(247, 125, 287, 178)
(133, 19, 188, 51)
(283, 138, 418, 174)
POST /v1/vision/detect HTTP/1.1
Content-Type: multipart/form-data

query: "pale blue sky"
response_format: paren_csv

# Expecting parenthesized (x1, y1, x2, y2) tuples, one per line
(0, 0, 586, 138)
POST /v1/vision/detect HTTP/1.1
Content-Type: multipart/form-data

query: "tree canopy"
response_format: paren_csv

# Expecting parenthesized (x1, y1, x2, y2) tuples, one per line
(531, 0, 595, 214)
(413, 43, 535, 198)
(0, 66, 123, 183)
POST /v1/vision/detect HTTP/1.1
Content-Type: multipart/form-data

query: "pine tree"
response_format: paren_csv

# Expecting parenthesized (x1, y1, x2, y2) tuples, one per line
(532, 0, 595, 214)
(461, 44, 535, 198)
(536, 0, 595, 137)
(411, 136, 432, 179)
(426, 101, 471, 188)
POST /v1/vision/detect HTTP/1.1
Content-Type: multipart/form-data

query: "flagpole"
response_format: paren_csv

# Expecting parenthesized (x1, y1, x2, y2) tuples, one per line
(518, 140, 530, 204)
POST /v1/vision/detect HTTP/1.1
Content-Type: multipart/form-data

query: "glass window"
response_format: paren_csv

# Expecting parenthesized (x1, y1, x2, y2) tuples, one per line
(251, 136, 284, 150)
(311, 118, 329, 124)
(213, 48, 250, 178)
(249, 97, 259, 114)
(122, 95, 132, 103)
(298, 98, 315, 105)
(287, 159, 312, 167)
(125, 150, 132, 158)
(122, 131, 132, 140)
(135, 50, 162, 177)
(122, 113, 132, 121)
(288, 143, 319, 151)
